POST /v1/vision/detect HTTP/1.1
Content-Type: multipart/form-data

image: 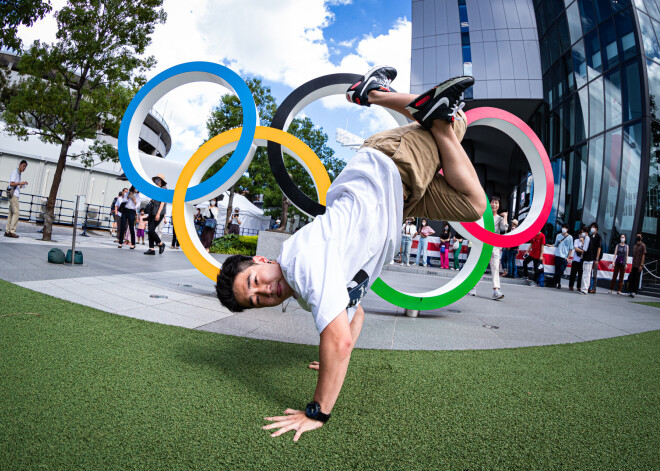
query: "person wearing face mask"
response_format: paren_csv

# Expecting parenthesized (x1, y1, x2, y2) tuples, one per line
(144, 175, 167, 255)
(489, 195, 508, 300)
(201, 199, 218, 252)
(117, 186, 138, 249)
(452, 233, 464, 270)
(582, 222, 602, 294)
(401, 217, 416, 266)
(438, 222, 451, 269)
(608, 234, 629, 294)
(414, 218, 435, 267)
(548, 223, 573, 289)
(569, 226, 589, 291)
(628, 234, 646, 298)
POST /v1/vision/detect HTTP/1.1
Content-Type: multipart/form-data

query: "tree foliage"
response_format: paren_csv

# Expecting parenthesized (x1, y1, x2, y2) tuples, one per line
(203, 77, 345, 231)
(1, 0, 166, 240)
(0, 0, 52, 51)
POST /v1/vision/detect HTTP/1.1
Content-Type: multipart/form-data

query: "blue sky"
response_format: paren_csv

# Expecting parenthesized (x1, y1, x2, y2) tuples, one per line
(18, 0, 413, 167)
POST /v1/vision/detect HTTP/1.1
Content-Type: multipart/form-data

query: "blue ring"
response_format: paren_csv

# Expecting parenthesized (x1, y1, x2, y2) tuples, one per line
(118, 62, 257, 203)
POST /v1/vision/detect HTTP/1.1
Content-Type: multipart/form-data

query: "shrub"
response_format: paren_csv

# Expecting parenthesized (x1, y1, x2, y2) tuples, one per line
(210, 234, 258, 256)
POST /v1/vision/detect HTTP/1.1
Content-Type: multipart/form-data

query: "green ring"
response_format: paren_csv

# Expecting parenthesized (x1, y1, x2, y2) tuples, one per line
(371, 194, 494, 310)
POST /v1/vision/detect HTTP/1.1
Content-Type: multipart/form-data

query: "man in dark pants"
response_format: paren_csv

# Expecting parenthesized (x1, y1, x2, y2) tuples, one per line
(522, 230, 545, 285)
(628, 233, 646, 298)
(549, 223, 573, 289)
(587, 222, 602, 293)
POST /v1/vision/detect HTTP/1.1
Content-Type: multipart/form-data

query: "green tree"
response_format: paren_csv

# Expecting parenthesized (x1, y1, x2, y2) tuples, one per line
(204, 77, 345, 233)
(1, 0, 166, 241)
(0, 0, 52, 51)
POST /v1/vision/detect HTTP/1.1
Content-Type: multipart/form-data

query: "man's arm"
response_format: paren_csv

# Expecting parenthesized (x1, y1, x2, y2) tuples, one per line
(264, 311, 356, 441)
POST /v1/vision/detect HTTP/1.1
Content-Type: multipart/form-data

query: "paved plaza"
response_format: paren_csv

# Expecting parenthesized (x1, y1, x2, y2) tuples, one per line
(2, 220, 659, 350)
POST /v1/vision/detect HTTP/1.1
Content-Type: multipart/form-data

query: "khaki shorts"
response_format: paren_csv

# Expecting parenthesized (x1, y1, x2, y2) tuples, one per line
(361, 111, 480, 223)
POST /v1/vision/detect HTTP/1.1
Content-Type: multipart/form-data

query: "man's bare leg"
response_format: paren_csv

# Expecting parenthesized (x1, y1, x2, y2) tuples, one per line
(429, 120, 486, 215)
(367, 90, 417, 121)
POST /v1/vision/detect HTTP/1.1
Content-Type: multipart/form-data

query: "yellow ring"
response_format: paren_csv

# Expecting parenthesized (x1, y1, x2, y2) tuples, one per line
(173, 126, 331, 281)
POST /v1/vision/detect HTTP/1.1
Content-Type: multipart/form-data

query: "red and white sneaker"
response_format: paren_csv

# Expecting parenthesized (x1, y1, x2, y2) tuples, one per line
(406, 76, 474, 128)
(346, 65, 397, 107)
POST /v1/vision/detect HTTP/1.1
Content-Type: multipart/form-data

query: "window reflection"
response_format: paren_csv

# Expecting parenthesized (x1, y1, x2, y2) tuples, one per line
(576, 144, 588, 218)
(643, 0, 660, 20)
(567, 2, 583, 45)
(642, 121, 659, 245)
(615, 10, 638, 61)
(604, 70, 622, 129)
(623, 61, 643, 121)
(599, 128, 623, 250)
(600, 19, 619, 70)
(578, 0, 598, 33)
(639, 12, 660, 61)
(583, 135, 604, 224)
(589, 77, 605, 136)
(648, 59, 660, 120)
(585, 30, 603, 79)
(614, 122, 641, 238)
(576, 86, 589, 142)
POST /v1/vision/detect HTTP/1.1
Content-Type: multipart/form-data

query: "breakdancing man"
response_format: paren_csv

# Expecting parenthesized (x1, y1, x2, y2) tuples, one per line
(216, 66, 486, 441)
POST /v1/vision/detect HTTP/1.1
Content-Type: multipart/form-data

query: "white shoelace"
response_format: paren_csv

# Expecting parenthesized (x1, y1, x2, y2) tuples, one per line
(450, 101, 465, 120)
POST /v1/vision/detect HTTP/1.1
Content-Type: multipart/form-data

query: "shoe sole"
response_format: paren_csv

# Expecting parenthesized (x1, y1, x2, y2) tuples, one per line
(407, 76, 474, 124)
(347, 65, 397, 106)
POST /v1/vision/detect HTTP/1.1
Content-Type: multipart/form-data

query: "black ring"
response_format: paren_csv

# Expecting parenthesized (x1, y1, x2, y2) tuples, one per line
(267, 73, 361, 217)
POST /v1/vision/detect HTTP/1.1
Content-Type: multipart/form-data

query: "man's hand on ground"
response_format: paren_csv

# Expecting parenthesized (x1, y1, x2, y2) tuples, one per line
(308, 361, 319, 370)
(263, 409, 324, 442)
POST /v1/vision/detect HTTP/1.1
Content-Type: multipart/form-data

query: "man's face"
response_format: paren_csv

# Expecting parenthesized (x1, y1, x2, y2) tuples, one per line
(490, 199, 499, 212)
(19, 163, 27, 172)
(233, 256, 295, 309)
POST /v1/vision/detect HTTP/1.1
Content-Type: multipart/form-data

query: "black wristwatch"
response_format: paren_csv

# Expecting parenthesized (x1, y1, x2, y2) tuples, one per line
(305, 401, 330, 423)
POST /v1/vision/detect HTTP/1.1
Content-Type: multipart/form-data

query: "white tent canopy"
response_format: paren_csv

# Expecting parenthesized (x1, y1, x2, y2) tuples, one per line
(195, 191, 270, 234)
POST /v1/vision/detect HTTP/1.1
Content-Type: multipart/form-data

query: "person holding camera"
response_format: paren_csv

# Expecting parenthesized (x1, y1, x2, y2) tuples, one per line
(4, 160, 28, 238)
(228, 207, 241, 235)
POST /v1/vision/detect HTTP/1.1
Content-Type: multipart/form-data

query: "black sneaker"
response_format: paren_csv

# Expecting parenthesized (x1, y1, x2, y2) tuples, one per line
(346, 65, 397, 107)
(406, 76, 474, 128)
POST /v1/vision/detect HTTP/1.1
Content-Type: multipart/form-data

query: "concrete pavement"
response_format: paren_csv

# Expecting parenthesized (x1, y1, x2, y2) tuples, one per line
(2, 220, 659, 350)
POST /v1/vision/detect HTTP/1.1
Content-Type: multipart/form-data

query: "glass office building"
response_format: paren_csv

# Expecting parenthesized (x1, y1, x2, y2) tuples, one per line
(412, 0, 660, 256)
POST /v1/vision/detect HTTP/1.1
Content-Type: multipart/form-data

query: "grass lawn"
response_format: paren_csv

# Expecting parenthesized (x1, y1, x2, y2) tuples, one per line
(634, 301, 660, 309)
(1, 279, 659, 470)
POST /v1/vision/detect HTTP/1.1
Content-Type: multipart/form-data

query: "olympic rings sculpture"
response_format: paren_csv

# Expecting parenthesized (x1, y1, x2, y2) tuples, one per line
(118, 61, 553, 310)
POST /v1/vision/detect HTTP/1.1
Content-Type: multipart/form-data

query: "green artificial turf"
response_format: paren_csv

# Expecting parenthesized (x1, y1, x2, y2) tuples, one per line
(634, 301, 660, 309)
(1, 279, 659, 470)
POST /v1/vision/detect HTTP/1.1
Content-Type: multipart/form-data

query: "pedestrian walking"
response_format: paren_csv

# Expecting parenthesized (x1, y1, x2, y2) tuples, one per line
(489, 196, 508, 300)
(144, 174, 167, 255)
(117, 186, 138, 249)
(110, 191, 122, 237)
(608, 234, 629, 294)
(549, 223, 573, 289)
(569, 227, 588, 291)
(4, 160, 28, 238)
(628, 233, 646, 298)
(414, 218, 435, 266)
(582, 222, 602, 294)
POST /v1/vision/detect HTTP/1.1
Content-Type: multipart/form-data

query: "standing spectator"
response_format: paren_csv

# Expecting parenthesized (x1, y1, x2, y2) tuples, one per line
(438, 222, 451, 269)
(414, 218, 435, 266)
(628, 233, 646, 298)
(4, 160, 28, 238)
(502, 219, 519, 278)
(569, 227, 588, 291)
(228, 207, 242, 235)
(136, 209, 147, 245)
(110, 191, 122, 237)
(194, 208, 204, 238)
(401, 217, 415, 266)
(549, 223, 573, 289)
(490, 196, 508, 300)
(452, 233, 464, 270)
(144, 174, 167, 255)
(201, 199, 218, 252)
(522, 230, 545, 283)
(584, 222, 602, 294)
(117, 186, 138, 249)
(609, 234, 629, 294)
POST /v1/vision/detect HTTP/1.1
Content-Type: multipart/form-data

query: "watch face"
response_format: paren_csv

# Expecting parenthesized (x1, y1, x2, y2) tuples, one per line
(306, 401, 319, 416)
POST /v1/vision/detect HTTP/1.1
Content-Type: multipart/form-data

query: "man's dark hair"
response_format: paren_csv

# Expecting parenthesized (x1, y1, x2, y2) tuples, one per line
(118, 191, 123, 196)
(562, 223, 569, 229)
(216, 255, 256, 312)
(490, 195, 501, 203)
(19, 160, 28, 166)
(591, 222, 599, 230)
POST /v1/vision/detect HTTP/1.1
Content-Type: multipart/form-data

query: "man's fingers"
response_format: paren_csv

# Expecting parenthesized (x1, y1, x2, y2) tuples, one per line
(270, 426, 293, 438)
(293, 429, 304, 442)
(264, 415, 294, 422)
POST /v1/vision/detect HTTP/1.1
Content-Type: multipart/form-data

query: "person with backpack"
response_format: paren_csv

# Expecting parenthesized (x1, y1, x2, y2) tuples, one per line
(144, 174, 167, 255)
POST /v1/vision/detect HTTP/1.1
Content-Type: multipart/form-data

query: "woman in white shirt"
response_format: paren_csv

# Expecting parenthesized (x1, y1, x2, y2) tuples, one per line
(401, 217, 416, 266)
(117, 186, 138, 249)
(201, 199, 219, 252)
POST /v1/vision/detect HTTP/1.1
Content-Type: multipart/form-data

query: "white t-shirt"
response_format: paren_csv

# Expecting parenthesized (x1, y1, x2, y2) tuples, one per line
(9, 169, 22, 198)
(278, 148, 403, 333)
(573, 238, 584, 262)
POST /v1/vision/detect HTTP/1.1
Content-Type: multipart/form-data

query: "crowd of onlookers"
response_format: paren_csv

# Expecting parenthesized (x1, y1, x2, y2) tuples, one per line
(394, 202, 647, 300)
